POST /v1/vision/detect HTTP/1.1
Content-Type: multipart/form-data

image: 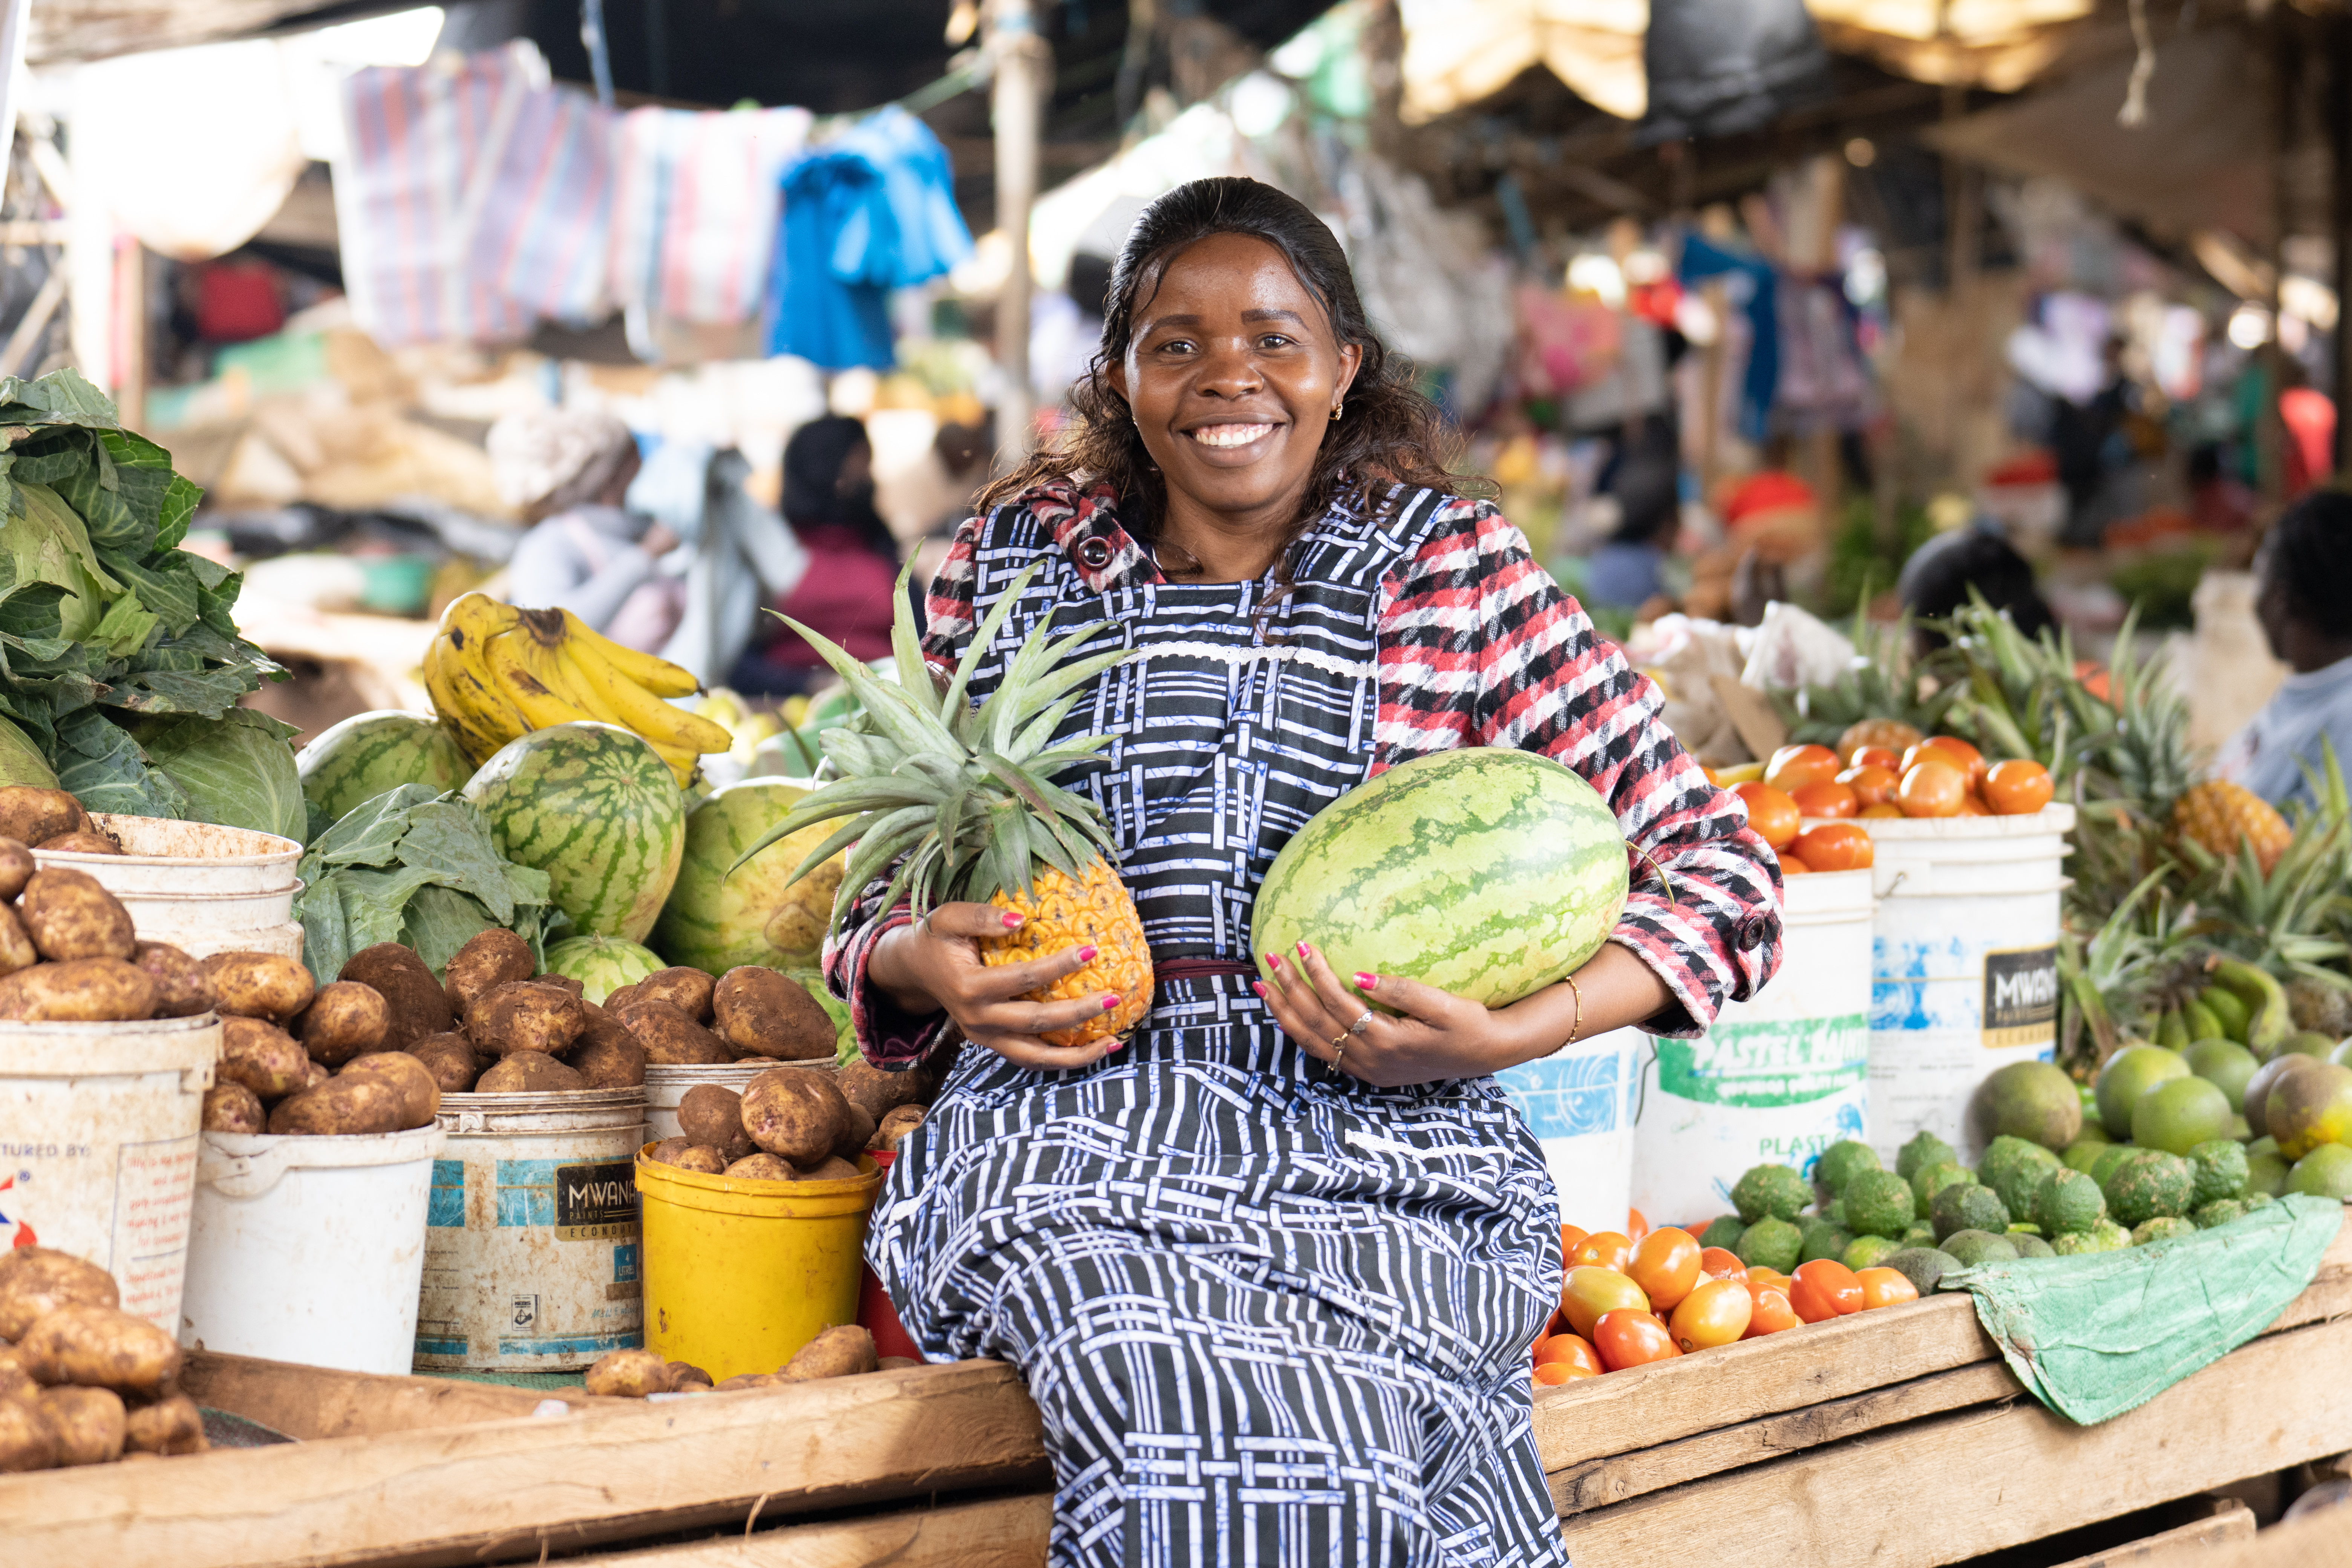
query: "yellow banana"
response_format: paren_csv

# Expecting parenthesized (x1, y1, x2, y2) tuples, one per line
(557, 606, 700, 698)
(555, 639, 732, 757)
(482, 628, 596, 734)
(426, 612, 530, 765)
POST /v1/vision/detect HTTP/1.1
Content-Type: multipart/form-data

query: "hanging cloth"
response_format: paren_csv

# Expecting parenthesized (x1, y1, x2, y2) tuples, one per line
(608, 106, 814, 337)
(1678, 231, 1779, 443)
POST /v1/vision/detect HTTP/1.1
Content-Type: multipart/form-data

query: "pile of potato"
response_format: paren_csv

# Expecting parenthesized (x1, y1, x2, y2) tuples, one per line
(0, 784, 134, 856)
(643, 1051, 940, 1181)
(0, 1248, 205, 1473)
(196, 946, 441, 1138)
(582, 1325, 911, 1398)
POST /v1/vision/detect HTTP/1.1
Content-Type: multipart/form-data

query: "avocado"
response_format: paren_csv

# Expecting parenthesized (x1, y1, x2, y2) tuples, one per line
(1733, 1216, 1804, 1274)
(1940, 1229, 2020, 1267)
(1732, 1163, 1812, 1223)
(2008, 1232, 2056, 1259)
(1930, 1181, 2010, 1242)
(1883, 1246, 1962, 1294)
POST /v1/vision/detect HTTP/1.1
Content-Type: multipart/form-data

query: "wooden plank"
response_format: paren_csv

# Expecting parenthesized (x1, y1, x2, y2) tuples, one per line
(2152, 1501, 2352, 1568)
(178, 1351, 631, 1440)
(2048, 1501, 2254, 1568)
(2, 1359, 1050, 1568)
(565, 1493, 1054, 1568)
(1551, 1359, 2023, 1515)
(1558, 1314, 2352, 1568)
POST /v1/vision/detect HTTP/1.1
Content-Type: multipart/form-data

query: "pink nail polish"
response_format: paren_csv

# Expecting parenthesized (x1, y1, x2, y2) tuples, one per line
(1354, 972, 1380, 990)
(1076, 945, 1099, 963)
(1265, 952, 1283, 971)
(1001, 911, 1024, 929)
(1296, 939, 1312, 959)
(1108, 1038, 1125, 1052)
(1101, 994, 1121, 1011)
(1251, 981, 1268, 998)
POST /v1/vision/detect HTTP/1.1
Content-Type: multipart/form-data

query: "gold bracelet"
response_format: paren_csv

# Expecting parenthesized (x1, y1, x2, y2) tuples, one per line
(1564, 974, 1584, 1046)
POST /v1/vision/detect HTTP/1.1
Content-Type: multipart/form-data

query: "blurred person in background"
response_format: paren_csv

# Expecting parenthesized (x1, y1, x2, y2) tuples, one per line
(1583, 432, 1681, 616)
(2220, 490, 2352, 808)
(1896, 519, 2055, 655)
(492, 408, 682, 652)
(731, 415, 903, 695)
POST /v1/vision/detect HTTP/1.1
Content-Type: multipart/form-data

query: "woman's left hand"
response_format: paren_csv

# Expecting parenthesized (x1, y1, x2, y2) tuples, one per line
(1255, 940, 1522, 1087)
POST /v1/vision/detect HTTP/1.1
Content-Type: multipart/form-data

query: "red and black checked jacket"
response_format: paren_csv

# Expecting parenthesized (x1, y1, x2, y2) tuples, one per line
(823, 479, 1784, 1067)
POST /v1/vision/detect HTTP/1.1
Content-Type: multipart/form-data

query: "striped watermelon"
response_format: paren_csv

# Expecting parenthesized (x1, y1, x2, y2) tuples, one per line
(541, 934, 665, 1003)
(650, 777, 844, 975)
(1251, 748, 1629, 1008)
(299, 710, 472, 826)
(462, 722, 686, 941)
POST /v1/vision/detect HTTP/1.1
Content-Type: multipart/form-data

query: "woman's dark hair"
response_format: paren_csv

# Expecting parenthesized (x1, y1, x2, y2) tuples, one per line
(980, 178, 1482, 572)
(783, 415, 895, 561)
(2264, 488, 2352, 640)
(1898, 524, 2055, 648)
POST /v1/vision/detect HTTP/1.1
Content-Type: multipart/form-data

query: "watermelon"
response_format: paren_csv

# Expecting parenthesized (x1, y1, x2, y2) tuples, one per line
(651, 777, 844, 975)
(462, 721, 686, 941)
(299, 710, 473, 827)
(1250, 748, 1628, 1008)
(542, 934, 665, 1003)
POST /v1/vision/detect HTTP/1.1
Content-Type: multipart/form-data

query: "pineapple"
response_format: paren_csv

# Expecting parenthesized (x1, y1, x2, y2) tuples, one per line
(2172, 781, 2291, 874)
(738, 564, 1153, 1049)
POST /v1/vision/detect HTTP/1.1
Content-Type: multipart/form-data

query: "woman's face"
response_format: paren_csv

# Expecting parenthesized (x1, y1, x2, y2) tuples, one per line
(1109, 233, 1361, 530)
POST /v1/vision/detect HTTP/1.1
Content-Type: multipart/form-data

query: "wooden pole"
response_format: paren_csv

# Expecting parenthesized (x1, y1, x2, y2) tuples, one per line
(990, 0, 1050, 466)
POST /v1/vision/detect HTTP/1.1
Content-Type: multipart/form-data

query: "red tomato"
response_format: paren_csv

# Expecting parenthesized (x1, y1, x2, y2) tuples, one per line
(1534, 1332, 1605, 1375)
(1627, 1227, 1701, 1313)
(1696, 1247, 1748, 1283)
(1984, 758, 2055, 816)
(1789, 1260, 1865, 1323)
(1669, 1277, 1754, 1352)
(1850, 746, 1902, 772)
(1741, 1281, 1800, 1337)
(1764, 744, 1842, 794)
(1790, 781, 1859, 819)
(1793, 822, 1874, 872)
(1624, 1208, 1650, 1243)
(1838, 764, 1899, 808)
(1568, 1230, 1633, 1272)
(1903, 736, 1986, 787)
(1855, 1266, 1921, 1310)
(1732, 782, 1802, 849)
(1560, 1265, 1650, 1338)
(1592, 1308, 1682, 1371)
(1533, 1361, 1596, 1385)
(1897, 758, 1968, 818)
(1559, 1224, 1588, 1261)
(1859, 802, 1903, 819)
(1778, 853, 1814, 876)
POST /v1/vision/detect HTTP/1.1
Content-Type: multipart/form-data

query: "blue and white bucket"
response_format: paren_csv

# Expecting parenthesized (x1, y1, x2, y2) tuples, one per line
(1494, 1025, 1640, 1236)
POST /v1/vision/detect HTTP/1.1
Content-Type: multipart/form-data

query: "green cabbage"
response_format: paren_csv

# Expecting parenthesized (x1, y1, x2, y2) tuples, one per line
(132, 709, 306, 843)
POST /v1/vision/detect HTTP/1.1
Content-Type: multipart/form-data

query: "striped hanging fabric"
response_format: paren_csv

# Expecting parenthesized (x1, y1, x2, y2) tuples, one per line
(606, 105, 813, 328)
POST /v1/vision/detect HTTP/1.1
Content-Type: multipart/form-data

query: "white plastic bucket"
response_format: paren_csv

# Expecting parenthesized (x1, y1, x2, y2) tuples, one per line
(644, 1060, 835, 1142)
(415, 1089, 646, 1370)
(1633, 869, 1873, 1228)
(38, 815, 304, 960)
(180, 1124, 444, 1374)
(1862, 805, 2073, 1164)
(1494, 1025, 1640, 1237)
(0, 1014, 216, 1331)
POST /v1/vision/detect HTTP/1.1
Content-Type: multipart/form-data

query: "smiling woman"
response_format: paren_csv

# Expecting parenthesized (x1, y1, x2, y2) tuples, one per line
(822, 177, 1783, 1568)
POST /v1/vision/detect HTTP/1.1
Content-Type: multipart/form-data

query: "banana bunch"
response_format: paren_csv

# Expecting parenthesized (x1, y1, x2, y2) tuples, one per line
(2153, 960, 2291, 1059)
(424, 593, 730, 787)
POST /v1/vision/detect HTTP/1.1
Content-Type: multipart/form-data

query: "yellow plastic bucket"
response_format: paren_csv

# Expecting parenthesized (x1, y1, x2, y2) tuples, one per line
(635, 1146, 883, 1381)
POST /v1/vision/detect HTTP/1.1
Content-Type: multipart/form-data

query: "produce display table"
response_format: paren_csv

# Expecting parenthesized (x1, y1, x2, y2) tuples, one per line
(8, 1210, 2347, 1568)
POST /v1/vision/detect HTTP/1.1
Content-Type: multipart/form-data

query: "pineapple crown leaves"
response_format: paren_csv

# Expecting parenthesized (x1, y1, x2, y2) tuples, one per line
(728, 560, 1138, 928)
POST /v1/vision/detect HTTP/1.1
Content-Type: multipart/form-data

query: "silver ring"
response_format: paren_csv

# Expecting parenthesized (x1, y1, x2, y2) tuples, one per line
(1346, 1008, 1375, 1036)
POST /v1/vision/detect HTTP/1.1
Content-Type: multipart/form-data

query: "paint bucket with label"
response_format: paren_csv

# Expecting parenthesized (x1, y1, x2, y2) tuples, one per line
(1494, 1025, 1641, 1237)
(1861, 806, 2073, 1163)
(643, 1060, 832, 1143)
(1632, 869, 1873, 1228)
(413, 1089, 646, 1371)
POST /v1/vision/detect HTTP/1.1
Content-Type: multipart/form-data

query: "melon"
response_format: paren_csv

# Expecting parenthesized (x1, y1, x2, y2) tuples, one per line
(299, 710, 473, 826)
(541, 934, 665, 1004)
(462, 721, 686, 941)
(651, 777, 845, 975)
(1250, 748, 1628, 1008)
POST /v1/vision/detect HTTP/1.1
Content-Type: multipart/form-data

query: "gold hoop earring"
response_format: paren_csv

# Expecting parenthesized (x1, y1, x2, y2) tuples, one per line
(1330, 401, 1344, 419)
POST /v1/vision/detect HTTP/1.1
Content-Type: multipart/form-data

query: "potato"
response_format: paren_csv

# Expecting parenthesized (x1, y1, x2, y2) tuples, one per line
(0, 957, 156, 1023)
(781, 1325, 877, 1381)
(339, 943, 454, 1048)
(0, 838, 33, 900)
(123, 1393, 207, 1456)
(270, 1075, 406, 1136)
(645, 1136, 694, 1165)
(475, 1052, 586, 1094)
(15, 868, 133, 963)
(201, 951, 316, 1023)
(796, 1155, 862, 1183)
(836, 1059, 927, 1123)
(40, 1385, 124, 1466)
(636, 966, 715, 1023)
(441, 929, 535, 1017)
(870, 1104, 926, 1154)
(18, 1305, 181, 1397)
(37, 832, 121, 856)
(219, 1016, 309, 1099)
(0, 1396, 55, 1472)
(666, 1361, 713, 1391)
(467, 981, 586, 1060)
(201, 1082, 266, 1133)
(0, 1248, 119, 1341)
(725, 1153, 795, 1181)
(583, 1348, 672, 1398)
(0, 1347, 40, 1405)
(539, 973, 585, 999)
(0, 786, 84, 848)
(666, 1144, 728, 1174)
(0, 905, 34, 976)
(833, 1102, 877, 1161)
(713, 967, 834, 1060)
(740, 1067, 850, 1165)
(408, 1032, 482, 1094)
(619, 999, 731, 1065)
(676, 1084, 752, 1158)
(300, 1058, 332, 1090)
(338, 1052, 441, 1130)
(132, 942, 211, 1017)
(601, 982, 640, 1015)
(289, 980, 389, 1067)
(879, 1356, 922, 1371)
(713, 1372, 786, 1392)
(571, 1015, 646, 1089)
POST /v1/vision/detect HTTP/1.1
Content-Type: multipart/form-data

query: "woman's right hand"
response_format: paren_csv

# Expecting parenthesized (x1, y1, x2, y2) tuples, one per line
(866, 903, 1124, 1070)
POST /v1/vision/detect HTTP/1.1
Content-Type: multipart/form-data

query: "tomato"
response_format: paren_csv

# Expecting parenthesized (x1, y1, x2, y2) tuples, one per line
(1790, 1260, 1865, 1323)
(1984, 758, 2055, 816)
(1625, 1208, 1649, 1243)
(1764, 744, 1842, 794)
(1744, 1266, 1791, 1293)
(1778, 853, 1813, 876)
(1794, 822, 1873, 872)
(1903, 736, 1986, 787)
(1837, 764, 1899, 808)
(1854, 1266, 1921, 1310)
(1732, 782, 1802, 849)
(1592, 1308, 1681, 1371)
(1955, 791, 1991, 816)
(1669, 1277, 1754, 1352)
(1532, 1360, 1596, 1385)
(1534, 1332, 1604, 1375)
(1790, 780, 1858, 819)
(1568, 1230, 1633, 1272)
(1627, 1227, 1701, 1312)
(1859, 802, 1903, 818)
(1741, 1281, 1800, 1337)
(1559, 1224, 1588, 1261)
(1850, 746, 1902, 772)
(1560, 1265, 1650, 1338)
(1696, 1247, 1748, 1283)
(1897, 758, 1968, 818)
